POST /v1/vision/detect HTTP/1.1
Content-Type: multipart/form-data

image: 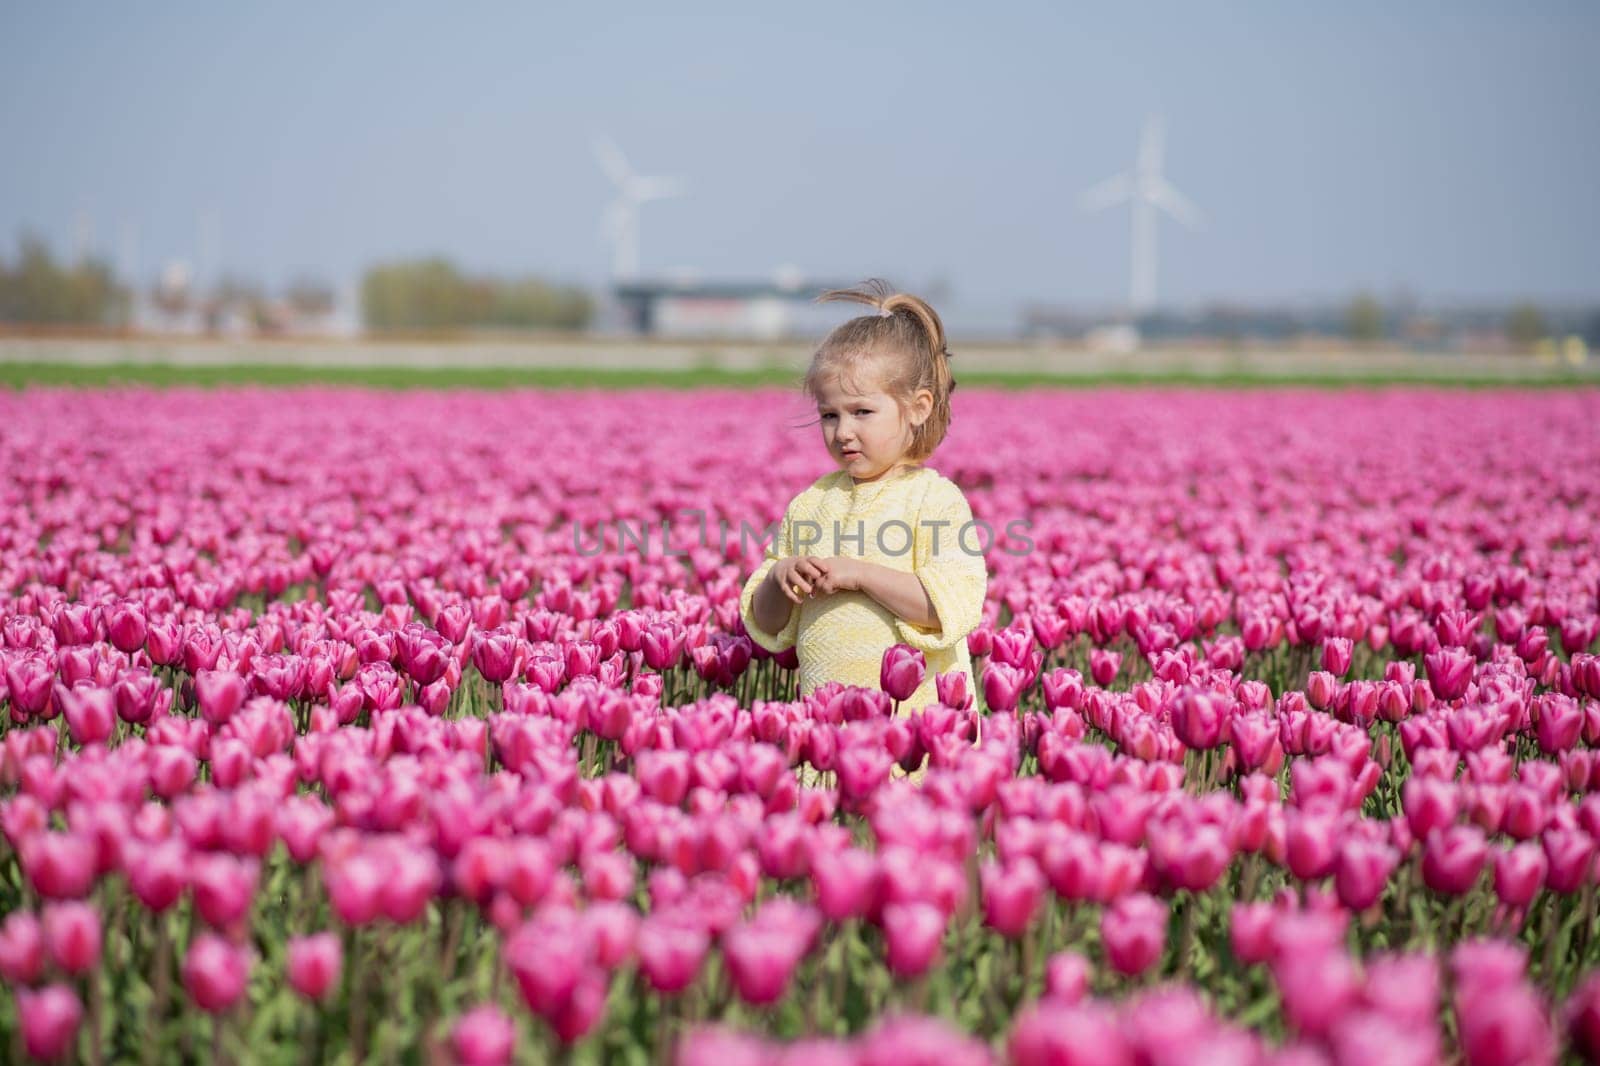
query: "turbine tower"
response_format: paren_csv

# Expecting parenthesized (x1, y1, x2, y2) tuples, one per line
(1080, 116, 1204, 315)
(592, 135, 686, 282)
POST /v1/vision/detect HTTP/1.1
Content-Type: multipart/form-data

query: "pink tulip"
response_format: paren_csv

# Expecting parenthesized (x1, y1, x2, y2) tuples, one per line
(182, 932, 252, 1013)
(1423, 647, 1474, 701)
(324, 852, 385, 926)
(286, 932, 342, 1001)
(879, 643, 926, 703)
(981, 661, 1028, 713)
(1009, 1001, 1134, 1066)
(1171, 687, 1228, 750)
(1543, 828, 1596, 894)
(42, 900, 101, 975)
(451, 1004, 516, 1066)
(0, 911, 45, 984)
(1363, 952, 1439, 1026)
(1275, 948, 1362, 1039)
(637, 916, 709, 994)
(380, 850, 440, 924)
(471, 629, 519, 684)
(882, 901, 946, 978)
(1229, 901, 1277, 965)
(1335, 837, 1398, 911)
(1456, 980, 1556, 1066)
(835, 746, 892, 803)
(935, 669, 973, 710)
(1421, 825, 1488, 895)
(1043, 951, 1091, 1004)
(722, 921, 805, 1005)
(104, 601, 148, 654)
(981, 858, 1045, 939)
(192, 853, 259, 928)
(16, 984, 83, 1062)
(5, 655, 55, 717)
(1089, 649, 1121, 687)
(1492, 843, 1548, 909)
(1403, 775, 1460, 840)
(1100, 892, 1166, 977)
(1322, 637, 1354, 677)
(194, 669, 247, 726)
(1283, 809, 1339, 881)
(61, 686, 115, 745)
(20, 831, 96, 900)
(1566, 972, 1600, 1065)
(811, 847, 879, 922)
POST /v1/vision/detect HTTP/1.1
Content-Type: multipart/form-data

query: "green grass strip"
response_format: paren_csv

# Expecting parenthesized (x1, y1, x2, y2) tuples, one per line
(0, 360, 1593, 391)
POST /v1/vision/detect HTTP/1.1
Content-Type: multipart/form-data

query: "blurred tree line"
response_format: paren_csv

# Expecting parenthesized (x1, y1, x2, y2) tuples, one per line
(0, 234, 127, 325)
(361, 258, 591, 331)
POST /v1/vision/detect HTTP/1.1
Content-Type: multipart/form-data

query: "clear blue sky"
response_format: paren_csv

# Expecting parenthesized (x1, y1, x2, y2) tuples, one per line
(2, 0, 1596, 320)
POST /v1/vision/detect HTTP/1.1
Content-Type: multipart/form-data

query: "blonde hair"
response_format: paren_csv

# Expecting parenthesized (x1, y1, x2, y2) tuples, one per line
(802, 279, 956, 464)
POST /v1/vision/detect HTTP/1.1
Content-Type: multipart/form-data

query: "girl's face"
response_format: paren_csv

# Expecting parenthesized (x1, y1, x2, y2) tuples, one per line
(814, 369, 931, 484)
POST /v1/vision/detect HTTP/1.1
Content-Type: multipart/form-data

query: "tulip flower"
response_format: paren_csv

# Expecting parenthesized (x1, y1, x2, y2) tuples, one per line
(1423, 647, 1474, 702)
(637, 916, 710, 995)
(194, 669, 247, 726)
(1492, 843, 1548, 910)
(1043, 951, 1091, 1005)
(16, 984, 83, 1062)
(287, 932, 342, 1001)
(1088, 649, 1121, 687)
(451, 1005, 517, 1066)
(1009, 1001, 1133, 1066)
(882, 901, 946, 978)
(880, 643, 926, 704)
(0, 911, 45, 984)
(182, 933, 252, 1013)
(1421, 825, 1489, 895)
(722, 921, 805, 1005)
(935, 669, 974, 710)
(42, 900, 101, 975)
(1567, 973, 1600, 1065)
(981, 661, 1028, 713)
(1100, 893, 1166, 977)
(61, 686, 116, 745)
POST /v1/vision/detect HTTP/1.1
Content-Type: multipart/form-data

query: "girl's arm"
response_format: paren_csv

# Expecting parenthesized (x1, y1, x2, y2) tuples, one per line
(813, 479, 988, 651)
(811, 557, 940, 631)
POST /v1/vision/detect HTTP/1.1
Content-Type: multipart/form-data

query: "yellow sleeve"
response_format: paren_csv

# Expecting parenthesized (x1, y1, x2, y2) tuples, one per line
(739, 506, 800, 653)
(893, 478, 989, 653)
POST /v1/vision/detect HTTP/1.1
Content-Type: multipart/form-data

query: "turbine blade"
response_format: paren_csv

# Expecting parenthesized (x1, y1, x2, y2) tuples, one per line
(632, 175, 687, 201)
(591, 134, 633, 186)
(1146, 178, 1204, 229)
(1079, 173, 1132, 212)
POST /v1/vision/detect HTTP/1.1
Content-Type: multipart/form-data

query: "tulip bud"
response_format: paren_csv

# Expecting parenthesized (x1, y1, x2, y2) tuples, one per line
(451, 1004, 516, 1066)
(286, 932, 342, 1001)
(17, 984, 83, 1062)
(182, 932, 252, 1013)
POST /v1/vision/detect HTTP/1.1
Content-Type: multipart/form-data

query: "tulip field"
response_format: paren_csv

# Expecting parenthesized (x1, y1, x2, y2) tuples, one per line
(3, 384, 1600, 1065)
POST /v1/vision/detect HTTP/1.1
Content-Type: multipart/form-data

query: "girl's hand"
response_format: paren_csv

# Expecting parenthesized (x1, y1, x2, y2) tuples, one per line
(812, 556, 866, 595)
(771, 556, 827, 603)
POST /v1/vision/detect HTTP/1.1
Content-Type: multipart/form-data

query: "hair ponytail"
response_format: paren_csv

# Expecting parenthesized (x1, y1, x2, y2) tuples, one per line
(806, 279, 957, 463)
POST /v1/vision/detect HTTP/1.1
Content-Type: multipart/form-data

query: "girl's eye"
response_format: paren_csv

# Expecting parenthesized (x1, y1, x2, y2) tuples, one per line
(820, 414, 835, 421)
(855, 410, 872, 416)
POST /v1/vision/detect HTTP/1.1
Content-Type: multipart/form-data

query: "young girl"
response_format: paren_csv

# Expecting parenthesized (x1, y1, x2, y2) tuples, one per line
(739, 280, 988, 712)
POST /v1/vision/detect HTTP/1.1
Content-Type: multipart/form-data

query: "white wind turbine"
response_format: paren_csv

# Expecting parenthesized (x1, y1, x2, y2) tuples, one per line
(592, 134, 686, 282)
(1080, 116, 1204, 315)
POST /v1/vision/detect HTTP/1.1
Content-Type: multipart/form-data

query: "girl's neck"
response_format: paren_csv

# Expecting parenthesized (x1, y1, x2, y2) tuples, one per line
(849, 460, 921, 486)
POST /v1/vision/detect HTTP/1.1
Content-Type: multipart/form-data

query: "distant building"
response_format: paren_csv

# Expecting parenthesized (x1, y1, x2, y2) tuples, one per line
(612, 279, 858, 339)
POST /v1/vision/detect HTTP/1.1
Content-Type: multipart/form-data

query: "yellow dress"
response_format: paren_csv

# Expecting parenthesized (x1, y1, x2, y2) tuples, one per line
(738, 465, 989, 711)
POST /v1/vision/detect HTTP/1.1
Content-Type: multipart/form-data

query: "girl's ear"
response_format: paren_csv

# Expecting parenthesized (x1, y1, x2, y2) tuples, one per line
(909, 388, 935, 427)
